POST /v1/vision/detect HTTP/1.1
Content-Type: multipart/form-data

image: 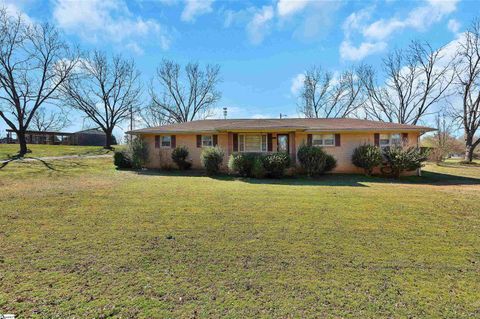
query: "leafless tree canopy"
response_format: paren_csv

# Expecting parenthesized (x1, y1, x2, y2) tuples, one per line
(61, 51, 142, 148)
(297, 66, 364, 118)
(31, 106, 70, 131)
(140, 101, 168, 128)
(359, 41, 455, 125)
(149, 60, 221, 123)
(453, 20, 480, 162)
(0, 8, 79, 155)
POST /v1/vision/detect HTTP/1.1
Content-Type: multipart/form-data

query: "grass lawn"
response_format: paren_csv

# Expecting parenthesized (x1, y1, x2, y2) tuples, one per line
(0, 144, 124, 160)
(1, 159, 479, 318)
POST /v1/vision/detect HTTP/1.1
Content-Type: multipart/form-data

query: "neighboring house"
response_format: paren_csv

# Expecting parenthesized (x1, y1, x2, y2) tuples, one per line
(71, 128, 112, 146)
(128, 118, 434, 174)
(4, 128, 112, 146)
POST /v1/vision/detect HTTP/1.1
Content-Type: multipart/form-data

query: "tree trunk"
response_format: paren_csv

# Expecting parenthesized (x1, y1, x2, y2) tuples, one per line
(465, 144, 474, 162)
(464, 134, 474, 162)
(104, 130, 113, 150)
(17, 131, 28, 157)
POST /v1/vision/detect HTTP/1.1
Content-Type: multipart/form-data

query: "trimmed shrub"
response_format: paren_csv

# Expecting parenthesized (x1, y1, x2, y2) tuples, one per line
(228, 153, 257, 177)
(324, 154, 337, 172)
(113, 150, 132, 169)
(129, 138, 149, 169)
(382, 146, 429, 178)
(297, 145, 335, 176)
(251, 156, 267, 178)
(351, 144, 382, 176)
(262, 152, 291, 178)
(171, 146, 192, 170)
(201, 147, 225, 176)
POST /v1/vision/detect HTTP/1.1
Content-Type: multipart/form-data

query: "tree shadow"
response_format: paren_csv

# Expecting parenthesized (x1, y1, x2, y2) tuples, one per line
(0, 157, 87, 171)
(133, 169, 480, 187)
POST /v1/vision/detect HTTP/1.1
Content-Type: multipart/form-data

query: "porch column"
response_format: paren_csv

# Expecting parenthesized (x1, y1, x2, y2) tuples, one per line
(289, 132, 296, 163)
(227, 132, 233, 157)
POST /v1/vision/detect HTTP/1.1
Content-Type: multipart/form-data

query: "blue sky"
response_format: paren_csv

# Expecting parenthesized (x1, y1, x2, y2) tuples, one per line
(1, 0, 478, 139)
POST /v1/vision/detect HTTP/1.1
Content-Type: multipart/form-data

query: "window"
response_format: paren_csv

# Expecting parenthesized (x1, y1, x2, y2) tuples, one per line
(312, 134, 335, 147)
(238, 134, 267, 152)
(380, 134, 401, 148)
(202, 135, 213, 147)
(161, 135, 171, 148)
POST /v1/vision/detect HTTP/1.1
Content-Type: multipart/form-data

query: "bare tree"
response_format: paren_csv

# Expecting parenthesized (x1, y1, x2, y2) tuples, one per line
(0, 8, 79, 156)
(453, 19, 480, 162)
(297, 66, 364, 118)
(61, 51, 142, 149)
(30, 106, 70, 131)
(149, 60, 221, 123)
(426, 112, 459, 162)
(140, 101, 168, 127)
(359, 41, 455, 124)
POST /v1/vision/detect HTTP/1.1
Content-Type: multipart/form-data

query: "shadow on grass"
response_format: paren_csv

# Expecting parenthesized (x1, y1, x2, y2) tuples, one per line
(0, 157, 88, 171)
(131, 169, 480, 187)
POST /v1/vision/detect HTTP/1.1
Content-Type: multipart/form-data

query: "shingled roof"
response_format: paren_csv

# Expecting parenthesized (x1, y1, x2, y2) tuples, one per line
(128, 118, 434, 134)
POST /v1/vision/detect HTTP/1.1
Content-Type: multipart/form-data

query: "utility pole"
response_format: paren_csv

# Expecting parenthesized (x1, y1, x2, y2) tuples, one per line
(280, 113, 287, 119)
(129, 106, 133, 142)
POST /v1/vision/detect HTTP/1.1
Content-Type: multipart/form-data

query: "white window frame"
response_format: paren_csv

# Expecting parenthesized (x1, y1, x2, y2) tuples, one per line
(380, 133, 401, 148)
(201, 135, 213, 147)
(238, 134, 267, 152)
(160, 135, 171, 148)
(312, 134, 335, 147)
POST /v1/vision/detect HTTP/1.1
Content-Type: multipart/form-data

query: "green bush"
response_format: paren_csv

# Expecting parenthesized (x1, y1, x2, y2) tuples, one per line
(201, 147, 225, 176)
(171, 146, 192, 170)
(229, 152, 292, 178)
(351, 144, 382, 176)
(129, 138, 149, 169)
(228, 153, 257, 177)
(251, 156, 267, 178)
(262, 152, 291, 178)
(382, 146, 429, 178)
(113, 150, 132, 169)
(324, 154, 337, 172)
(297, 145, 336, 176)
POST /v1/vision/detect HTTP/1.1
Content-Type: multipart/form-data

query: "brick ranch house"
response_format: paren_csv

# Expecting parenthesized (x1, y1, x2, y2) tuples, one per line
(128, 118, 434, 175)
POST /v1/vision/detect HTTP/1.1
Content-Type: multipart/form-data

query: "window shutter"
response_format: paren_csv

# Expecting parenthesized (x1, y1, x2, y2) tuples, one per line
(233, 133, 238, 152)
(267, 133, 273, 152)
(213, 134, 218, 146)
(196, 135, 202, 148)
(307, 134, 312, 146)
(171, 135, 176, 148)
(335, 134, 341, 147)
(374, 133, 380, 146)
(402, 133, 408, 145)
(155, 136, 160, 148)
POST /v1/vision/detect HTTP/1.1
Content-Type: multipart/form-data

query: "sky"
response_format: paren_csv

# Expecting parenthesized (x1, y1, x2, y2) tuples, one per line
(0, 0, 478, 140)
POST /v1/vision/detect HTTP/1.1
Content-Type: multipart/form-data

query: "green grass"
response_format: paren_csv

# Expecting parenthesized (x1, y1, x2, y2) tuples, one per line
(1, 158, 480, 318)
(0, 144, 125, 160)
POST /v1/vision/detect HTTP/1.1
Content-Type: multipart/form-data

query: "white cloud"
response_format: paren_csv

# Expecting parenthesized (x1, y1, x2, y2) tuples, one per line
(447, 19, 460, 33)
(340, 40, 387, 61)
(362, 0, 459, 40)
(290, 73, 305, 95)
(246, 5, 274, 45)
(277, 0, 309, 17)
(225, 0, 339, 44)
(340, 0, 459, 60)
(1, 0, 34, 24)
(126, 42, 144, 55)
(52, 0, 171, 52)
(181, 0, 214, 22)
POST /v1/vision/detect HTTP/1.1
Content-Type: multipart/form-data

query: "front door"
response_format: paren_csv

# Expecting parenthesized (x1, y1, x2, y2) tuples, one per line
(277, 134, 289, 153)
